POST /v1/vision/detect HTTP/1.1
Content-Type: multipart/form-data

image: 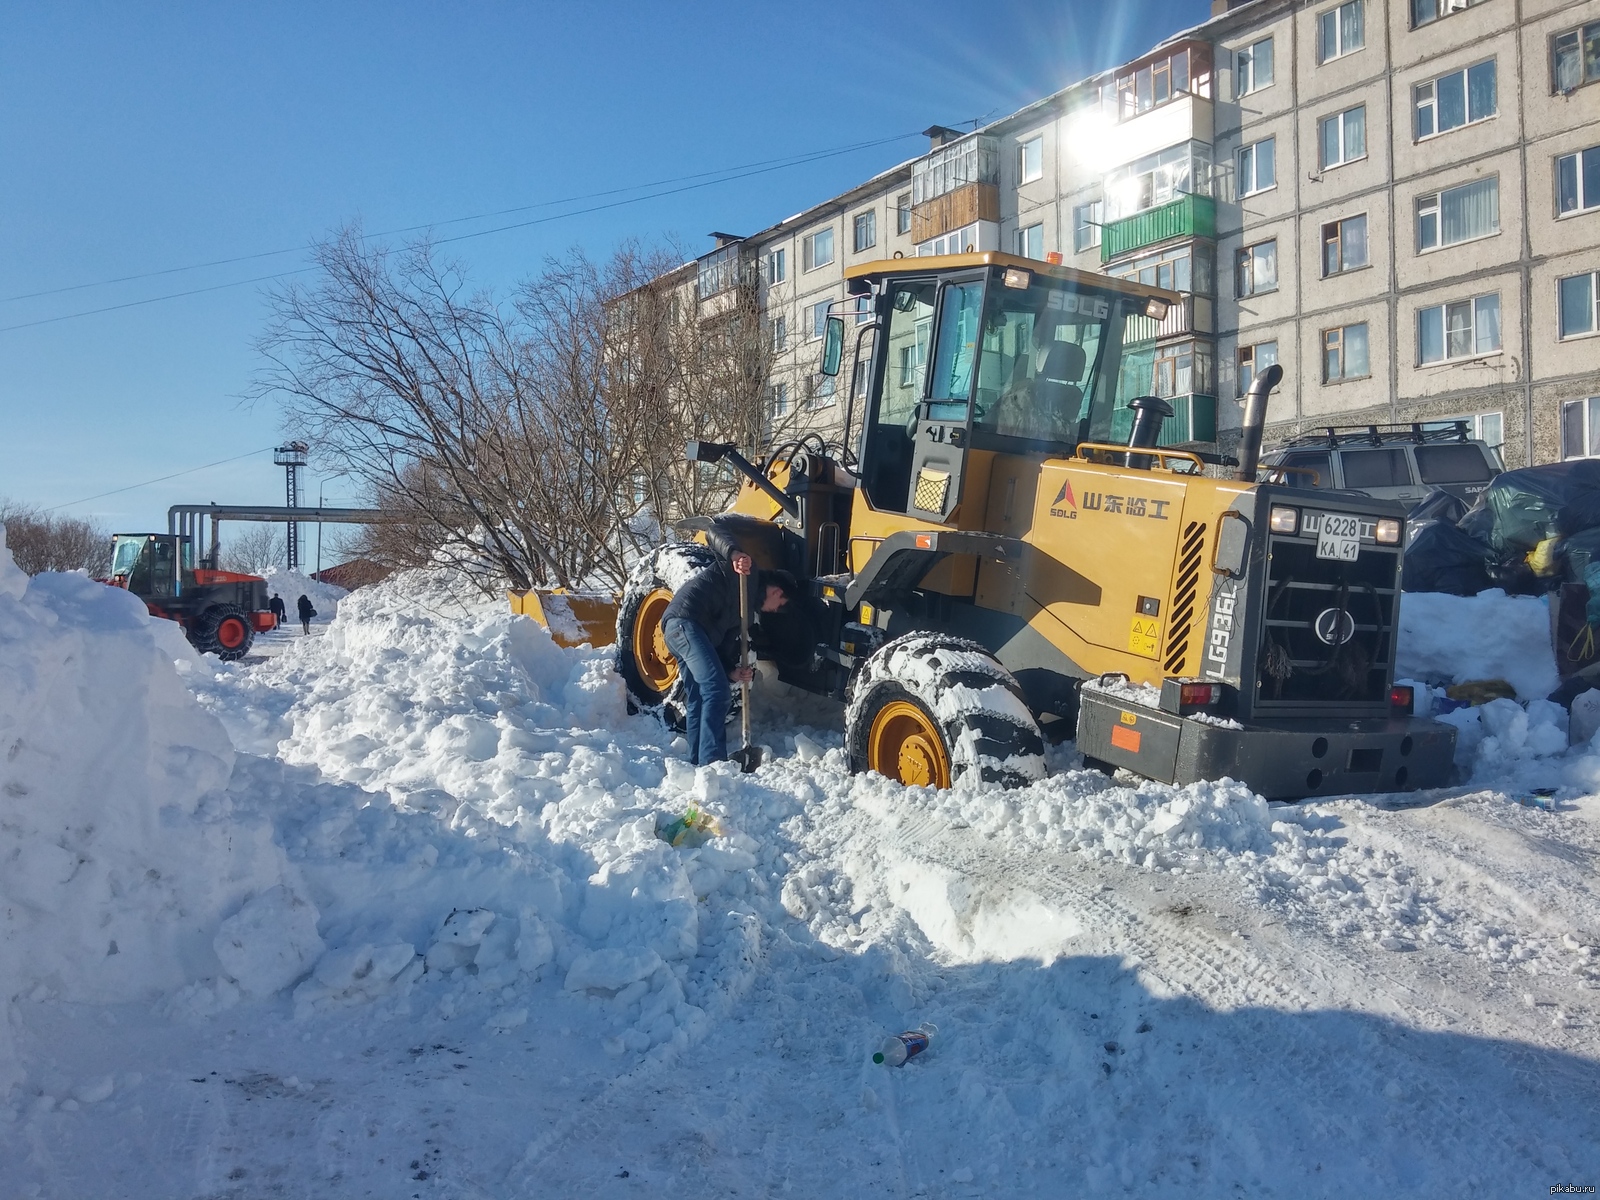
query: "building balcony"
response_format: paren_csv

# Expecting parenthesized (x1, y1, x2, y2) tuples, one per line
(1101, 193, 1216, 263)
(1109, 393, 1218, 446)
(911, 182, 1000, 244)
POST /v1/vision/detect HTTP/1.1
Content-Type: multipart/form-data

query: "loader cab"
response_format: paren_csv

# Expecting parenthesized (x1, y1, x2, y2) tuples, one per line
(109, 533, 193, 599)
(845, 254, 1178, 525)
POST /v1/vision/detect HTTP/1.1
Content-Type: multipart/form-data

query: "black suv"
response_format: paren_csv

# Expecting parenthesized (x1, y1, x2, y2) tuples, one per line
(1259, 422, 1502, 507)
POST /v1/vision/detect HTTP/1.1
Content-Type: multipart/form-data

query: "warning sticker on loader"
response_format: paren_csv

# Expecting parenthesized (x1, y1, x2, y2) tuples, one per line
(1128, 616, 1161, 658)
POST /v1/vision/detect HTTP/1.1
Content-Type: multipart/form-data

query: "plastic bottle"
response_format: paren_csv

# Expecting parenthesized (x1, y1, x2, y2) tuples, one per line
(873, 1022, 937, 1066)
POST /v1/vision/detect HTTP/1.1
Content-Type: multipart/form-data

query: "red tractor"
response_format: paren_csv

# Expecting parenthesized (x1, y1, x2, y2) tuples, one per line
(104, 533, 276, 660)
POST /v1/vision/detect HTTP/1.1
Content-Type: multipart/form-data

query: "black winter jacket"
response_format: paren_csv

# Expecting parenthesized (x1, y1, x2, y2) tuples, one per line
(663, 561, 756, 669)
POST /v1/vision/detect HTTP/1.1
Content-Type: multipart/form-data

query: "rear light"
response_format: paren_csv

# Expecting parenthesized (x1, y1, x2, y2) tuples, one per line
(1375, 518, 1402, 544)
(1180, 682, 1222, 707)
(1268, 505, 1299, 534)
(1389, 685, 1414, 714)
(1159, 677, 1231, 715)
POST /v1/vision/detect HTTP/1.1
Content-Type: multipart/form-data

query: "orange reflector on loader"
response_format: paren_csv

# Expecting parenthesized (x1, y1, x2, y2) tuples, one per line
(915, 534, 934, 549)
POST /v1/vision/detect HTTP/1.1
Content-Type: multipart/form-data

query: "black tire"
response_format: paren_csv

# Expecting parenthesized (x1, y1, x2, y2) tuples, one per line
(846, 632, 1047, 788)
(616, 542, 719, 724)
(193, 603, 254, 661)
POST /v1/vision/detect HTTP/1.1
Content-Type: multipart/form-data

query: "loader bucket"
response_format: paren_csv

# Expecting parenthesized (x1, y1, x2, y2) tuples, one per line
(508, 589, 619, 648)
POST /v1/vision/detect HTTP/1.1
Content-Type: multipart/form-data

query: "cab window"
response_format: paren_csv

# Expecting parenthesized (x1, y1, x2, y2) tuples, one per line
(927, 281, 983, 421)
(1278, 451, 1333, 489)
(973, 282, 1104, 445)
(861, 281, 936, 511)
(1341, 448, 1413, 489)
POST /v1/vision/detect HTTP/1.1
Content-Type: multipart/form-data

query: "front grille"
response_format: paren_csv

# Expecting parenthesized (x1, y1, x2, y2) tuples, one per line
(1163, 520, 1207, 675)
(1256, 534, 1400, 706)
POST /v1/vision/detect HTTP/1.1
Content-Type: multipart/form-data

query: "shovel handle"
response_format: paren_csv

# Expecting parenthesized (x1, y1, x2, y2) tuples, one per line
(738, 569, 752, 749)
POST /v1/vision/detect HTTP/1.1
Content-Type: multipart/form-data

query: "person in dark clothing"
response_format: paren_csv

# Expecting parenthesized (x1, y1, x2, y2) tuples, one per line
(296, 593, 316, 635)
(268, 593, 286, 628)
(661, 551, 793, 766)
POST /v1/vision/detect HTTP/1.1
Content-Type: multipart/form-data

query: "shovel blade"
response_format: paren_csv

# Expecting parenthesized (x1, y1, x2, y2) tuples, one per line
(729, 744, 763, 773)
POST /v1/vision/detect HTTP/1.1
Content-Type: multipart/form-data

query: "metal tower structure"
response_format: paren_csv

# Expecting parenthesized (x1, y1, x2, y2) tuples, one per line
(273, 442, 309, 571)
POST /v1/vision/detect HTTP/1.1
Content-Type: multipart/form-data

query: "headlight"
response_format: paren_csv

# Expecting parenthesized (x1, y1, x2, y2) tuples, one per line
(1375, 518, 1402, 544)
(1269, 505, 1299, 534)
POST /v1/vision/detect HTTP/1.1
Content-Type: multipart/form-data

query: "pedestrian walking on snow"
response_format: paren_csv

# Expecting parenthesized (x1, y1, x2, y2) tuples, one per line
(662, 551, 793, 767)
(297, 593, 316, 635)
(269, 593, 286, 628)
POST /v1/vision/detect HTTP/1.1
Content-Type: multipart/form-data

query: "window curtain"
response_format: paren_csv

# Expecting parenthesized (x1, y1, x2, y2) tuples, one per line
(1467, 60, 1496, 121)
(1344, 215, 1368, 267)
(1345, 323, 1370, 376)
(1473, 295, 1501, 353)
(1341, 1, 1363, 51)
(1560, 274, 1595, 338)
(1442, 178, 1497, 242)
(1419, 307, 1444, 363)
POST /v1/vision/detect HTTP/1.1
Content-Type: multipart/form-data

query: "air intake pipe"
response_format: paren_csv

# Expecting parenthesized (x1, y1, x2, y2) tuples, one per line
(1125, 395, 1174, 470)
(1235, 363, 1284, 483)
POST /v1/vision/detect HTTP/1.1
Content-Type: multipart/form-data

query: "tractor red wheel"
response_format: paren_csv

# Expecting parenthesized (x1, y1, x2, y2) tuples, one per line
(196, 603, 255, 661)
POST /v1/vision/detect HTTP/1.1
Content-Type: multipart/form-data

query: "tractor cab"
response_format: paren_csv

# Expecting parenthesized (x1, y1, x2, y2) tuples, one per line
(845, 253, 1177, 528)
(108, 533, 193, 598)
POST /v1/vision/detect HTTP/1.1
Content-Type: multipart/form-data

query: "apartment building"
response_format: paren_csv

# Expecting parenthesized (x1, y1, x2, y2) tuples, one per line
(685, 0, 1600, 468)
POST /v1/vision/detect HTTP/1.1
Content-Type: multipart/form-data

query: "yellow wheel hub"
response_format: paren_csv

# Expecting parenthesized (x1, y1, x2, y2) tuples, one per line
(867, 700, 951, 789)
(632, 588, 679, 694)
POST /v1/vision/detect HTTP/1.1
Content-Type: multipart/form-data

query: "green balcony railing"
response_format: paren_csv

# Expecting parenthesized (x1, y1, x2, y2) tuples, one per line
(1108, 394, 1218, 446)
(1101, 194, 1217, 263)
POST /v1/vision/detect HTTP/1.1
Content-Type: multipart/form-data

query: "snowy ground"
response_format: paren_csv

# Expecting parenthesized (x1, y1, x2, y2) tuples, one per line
(4, 547, 1600, 1197)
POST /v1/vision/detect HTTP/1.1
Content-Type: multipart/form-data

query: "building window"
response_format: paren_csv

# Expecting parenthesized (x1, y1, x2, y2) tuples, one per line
(1238, 341, 1279, 396)
(1318, 0, 1364, 63)
(771, 382, 789, 417)
(1418, 294, 1501, 364)
(1323, 323, 1370, 381)
(897, 336, 928, 390)
(802, 227, 834, 272)
(1552, 21, 1600, 93)
(1322, 214, 1369, 275)
(1108, 243, 1211, 293)
(1150, 342, 1214, 398)
(1238, 137, 1276, 195)
(1418, 177, 1499, 250)
(1563, 397, 1600, 458)
(1424, 413, 1503, 456)
(1237, 37, 1274, 95)
(1319, 106, 1367, 169)
(852, 359, 870, 398)
(809, 373, 837, 408)
(771, 315, 787, 353)
(766, 247, 786, 284)
(1415, 60, 1496, 140)
(917, 222, 980, 257)
(1016, 223, 1044, 259)
(1105, 141, 1213, 219)
(896, 192, 912, 235)
(1019, 136, 1044, 183)
(1236, 239, 1278, 297)
(806, 300, 831, 340)
(853, 210, 876, 254)
(1558, 146, 1600, 216)
(1560, 272, 1600, 338)
(1073, 200, 1103, 252)
(854, 295, 873, 325)
(1413, 0, 1487, 27)
(1115, 43, 1214, 119)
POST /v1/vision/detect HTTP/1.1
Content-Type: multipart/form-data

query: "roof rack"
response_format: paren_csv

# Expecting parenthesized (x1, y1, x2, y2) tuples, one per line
(1275, 421, 1474, 450)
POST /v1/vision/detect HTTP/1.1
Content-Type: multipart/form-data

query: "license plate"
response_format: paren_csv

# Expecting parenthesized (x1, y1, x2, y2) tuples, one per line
(1315, 512, 1362, 561)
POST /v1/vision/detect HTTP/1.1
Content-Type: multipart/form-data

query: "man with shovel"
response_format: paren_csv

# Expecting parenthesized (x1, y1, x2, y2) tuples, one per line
(662, 550, 794, 769)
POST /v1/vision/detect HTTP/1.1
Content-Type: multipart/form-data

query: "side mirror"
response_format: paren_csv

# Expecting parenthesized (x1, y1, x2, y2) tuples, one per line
(821, 316, 845, 377)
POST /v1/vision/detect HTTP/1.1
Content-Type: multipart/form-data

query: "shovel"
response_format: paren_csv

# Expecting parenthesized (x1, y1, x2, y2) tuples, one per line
(729, 568, 763, 773)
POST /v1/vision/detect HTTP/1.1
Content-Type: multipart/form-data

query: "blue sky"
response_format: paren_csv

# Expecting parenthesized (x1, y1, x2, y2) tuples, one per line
(1, 0, 1209, 539)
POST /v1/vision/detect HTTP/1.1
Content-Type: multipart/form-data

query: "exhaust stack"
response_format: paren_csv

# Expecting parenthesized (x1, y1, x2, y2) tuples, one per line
(1235, 364, 1284, 483)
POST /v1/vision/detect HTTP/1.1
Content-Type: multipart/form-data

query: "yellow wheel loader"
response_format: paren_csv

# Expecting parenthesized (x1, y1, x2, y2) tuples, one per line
(617, 252, 1455, 800)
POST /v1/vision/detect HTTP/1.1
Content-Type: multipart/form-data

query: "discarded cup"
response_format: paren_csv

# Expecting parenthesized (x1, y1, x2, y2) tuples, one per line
(873, 1022, 937, 1067)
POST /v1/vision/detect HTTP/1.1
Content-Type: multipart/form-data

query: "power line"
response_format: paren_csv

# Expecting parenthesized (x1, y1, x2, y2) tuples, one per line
(0, 132, 920, 335)
(3, 131, 923, 306)
(46, 446, 279, 512)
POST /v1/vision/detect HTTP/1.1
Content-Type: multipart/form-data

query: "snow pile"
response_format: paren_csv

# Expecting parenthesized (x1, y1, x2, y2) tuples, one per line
(1397, 589, 1559, 699)
(0, 527, 298, 1092)
(255, 567, 346, 623)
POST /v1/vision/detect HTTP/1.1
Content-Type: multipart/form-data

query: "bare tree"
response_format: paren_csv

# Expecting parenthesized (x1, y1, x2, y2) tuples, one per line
(221, 524, 285, 574)
(0, 501, 110, 576)
(256, 228, 779, 593)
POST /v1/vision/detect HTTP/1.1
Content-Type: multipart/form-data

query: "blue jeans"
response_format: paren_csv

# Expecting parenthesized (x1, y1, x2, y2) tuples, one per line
(662, 618, 731, 766)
